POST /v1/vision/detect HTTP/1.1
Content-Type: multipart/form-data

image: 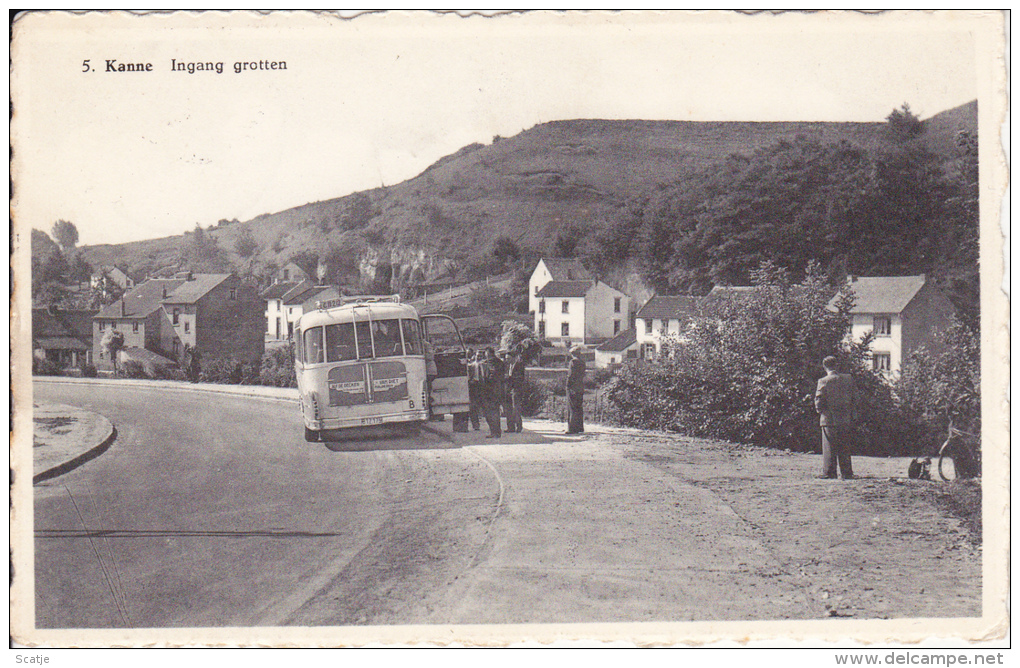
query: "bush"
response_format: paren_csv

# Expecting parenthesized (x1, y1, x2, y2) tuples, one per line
(259, 344, 297, 387)
(81, 363, 98, 378)
(516, 374, 548, 417)
(604, 261, 902, 452)
(117, 360, 147, 379)
(896, 319, 980, 452)
(32, 357, 63, 376)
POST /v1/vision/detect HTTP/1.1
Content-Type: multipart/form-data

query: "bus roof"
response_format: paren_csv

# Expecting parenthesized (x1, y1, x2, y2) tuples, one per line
(298, 299, 419, 329)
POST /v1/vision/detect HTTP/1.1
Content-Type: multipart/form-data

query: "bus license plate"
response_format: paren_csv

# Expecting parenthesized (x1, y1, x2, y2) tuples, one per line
(360, 417, 384, 425)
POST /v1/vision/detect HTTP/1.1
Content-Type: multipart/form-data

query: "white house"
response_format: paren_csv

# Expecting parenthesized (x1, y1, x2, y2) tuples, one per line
(594, 328, 637, 368)
(834, 274, 956, 376)
(634, 295, 703, 361)
(262, 281, 340, 342)
(534, 280, 630, 345)
(528, 258, 592, 315)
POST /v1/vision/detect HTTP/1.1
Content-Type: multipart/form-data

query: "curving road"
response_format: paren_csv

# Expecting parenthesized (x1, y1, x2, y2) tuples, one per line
(33, 380, 501, 628)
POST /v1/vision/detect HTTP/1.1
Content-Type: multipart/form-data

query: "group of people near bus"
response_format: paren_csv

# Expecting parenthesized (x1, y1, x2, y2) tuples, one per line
(461, 342, 586, 438)
(464, 344, 527, 438)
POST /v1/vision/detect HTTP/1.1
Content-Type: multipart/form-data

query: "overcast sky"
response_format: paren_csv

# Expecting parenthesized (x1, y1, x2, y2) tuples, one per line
(12, 10, 987, 246)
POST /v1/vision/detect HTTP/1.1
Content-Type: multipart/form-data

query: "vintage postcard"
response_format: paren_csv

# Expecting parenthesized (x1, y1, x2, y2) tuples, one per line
(10, 10, 1009, 649)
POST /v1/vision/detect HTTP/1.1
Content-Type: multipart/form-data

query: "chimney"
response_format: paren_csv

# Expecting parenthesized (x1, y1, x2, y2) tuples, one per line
(848, 275, 857, 283)
(162, 285, 168, 299)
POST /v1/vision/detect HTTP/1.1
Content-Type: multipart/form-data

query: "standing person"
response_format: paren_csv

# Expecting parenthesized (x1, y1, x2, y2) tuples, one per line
(565, 345, 586, 434)
(505, 344, 525, 433)
(814, 355, 859, 479)
(466, 348, 482, 431)
(423, 338, 438, 419)
(480, 347, 504, 438)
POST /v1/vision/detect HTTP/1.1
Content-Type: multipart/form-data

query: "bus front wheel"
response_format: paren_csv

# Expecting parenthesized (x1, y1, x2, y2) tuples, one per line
(304, 427, 320, 442)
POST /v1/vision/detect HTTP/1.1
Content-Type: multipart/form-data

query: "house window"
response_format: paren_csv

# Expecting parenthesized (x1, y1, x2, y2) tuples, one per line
(561, 322, 570, 337)
(173, 308, 180, 324)
(173, 339, 180, 356)
(873, 316, 892, 337)
(561, 300, 569, 314)
(642, 343, 656, 361)
(614, 320, 621, 335)
(614, 297, 621, 313)
(283, 269, 290, 280)
(229, 288, 237, 301)
(873, 353, 891, 372)
(98, 321, 105, 331)
(644, 319, 652, 335)
(538, 321, 546, 338)
(184, 321, 190, 333)
(539, 300, 545, 314)
(132, 322, 139, 333)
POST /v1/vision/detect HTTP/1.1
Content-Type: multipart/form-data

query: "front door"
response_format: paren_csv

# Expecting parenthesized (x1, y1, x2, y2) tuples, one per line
(421, 314, 470, 414)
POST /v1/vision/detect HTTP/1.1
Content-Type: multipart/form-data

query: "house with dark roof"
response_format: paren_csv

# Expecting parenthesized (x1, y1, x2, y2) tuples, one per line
(94, 273, 263, 372)
(834, 274, 955, 375)
(595, 328, 637, 368)
(634, 295, 703, 361)
(32, 306, 98, 368)
(528, 257, 592, 315)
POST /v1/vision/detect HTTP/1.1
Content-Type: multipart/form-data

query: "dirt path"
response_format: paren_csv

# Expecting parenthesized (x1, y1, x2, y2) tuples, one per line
(339, 425, 983, 625)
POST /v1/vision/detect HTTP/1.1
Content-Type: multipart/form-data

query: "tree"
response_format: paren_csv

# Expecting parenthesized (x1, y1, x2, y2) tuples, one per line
(606, 261, 879, 451)
(101, 329, 126, 374)
(234, 227, 259, 260)
(491, 236, 520, 267)
(885, 103, 924, 141)
(553, 226, 580, 258)
(51, 220, 79, 254)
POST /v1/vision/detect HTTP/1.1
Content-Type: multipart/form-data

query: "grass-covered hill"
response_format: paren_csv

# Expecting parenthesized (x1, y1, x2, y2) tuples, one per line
(81, 101, 976, 300)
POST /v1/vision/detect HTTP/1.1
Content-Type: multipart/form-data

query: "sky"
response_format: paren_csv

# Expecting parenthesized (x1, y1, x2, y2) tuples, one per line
(11, 10, 988, 247)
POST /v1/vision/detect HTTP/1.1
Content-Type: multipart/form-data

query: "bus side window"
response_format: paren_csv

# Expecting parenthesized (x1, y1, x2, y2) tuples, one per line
(325, 322, 356, 362)
(295, 329, 303, 363)
(303, 327, 324, 364)
(401, 319, 423, 356)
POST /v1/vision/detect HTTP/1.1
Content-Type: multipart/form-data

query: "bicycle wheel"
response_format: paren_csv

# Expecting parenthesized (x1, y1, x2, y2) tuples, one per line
(938, 444, 958, 481)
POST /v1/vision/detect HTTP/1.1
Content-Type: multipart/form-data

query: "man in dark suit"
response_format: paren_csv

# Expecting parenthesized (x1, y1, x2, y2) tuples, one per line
(814, 355, 859, 479)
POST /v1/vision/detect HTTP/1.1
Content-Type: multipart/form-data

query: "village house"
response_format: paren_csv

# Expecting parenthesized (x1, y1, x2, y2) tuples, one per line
(93, 272, 264, 372)
(529, 258, 631, 346)
(528, 257, 592, 315)
(91, 265, 139, 291)
(594, 328, 637, 368)
(276, 261, 310, 284)
(634, 295, 703, 361)
(835, 274, 956, 376)
(32, 306, 97, 369)
(262, 280, 338, 343)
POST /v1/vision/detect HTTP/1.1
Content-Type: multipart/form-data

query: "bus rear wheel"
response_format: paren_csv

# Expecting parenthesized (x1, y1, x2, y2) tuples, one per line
(304, 427, 320, 442)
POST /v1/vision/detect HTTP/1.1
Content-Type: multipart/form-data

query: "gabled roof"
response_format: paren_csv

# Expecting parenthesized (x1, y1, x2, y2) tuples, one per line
(636, 295, 703, 320)
(261, 281, 303, 300)
(841, 275, 927, 314)
(597, 328, 637, 352)
(286, 285, 335, 306)
(96, 279, 184, 319)
(536, 280, 594, 298)
(162, 274, 232, 304)
(33, 308, 97, 339)
(540, 258, 592, 282)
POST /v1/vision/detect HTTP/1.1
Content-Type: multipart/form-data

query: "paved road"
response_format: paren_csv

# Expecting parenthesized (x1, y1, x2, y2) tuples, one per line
(33, 381, 500, 628)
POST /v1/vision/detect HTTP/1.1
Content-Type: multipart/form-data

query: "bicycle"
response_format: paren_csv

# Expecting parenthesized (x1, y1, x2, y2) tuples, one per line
(937, 422, 981, 481)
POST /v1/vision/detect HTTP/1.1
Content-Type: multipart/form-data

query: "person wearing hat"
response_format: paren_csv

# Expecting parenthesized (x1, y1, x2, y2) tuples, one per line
(465, 348, 482, 431)
(814, 355, 859, 479)
(565, 345, 586, 434)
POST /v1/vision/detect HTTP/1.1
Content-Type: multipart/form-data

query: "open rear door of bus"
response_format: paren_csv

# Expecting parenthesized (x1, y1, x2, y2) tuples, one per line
(422, 314, 470, 428)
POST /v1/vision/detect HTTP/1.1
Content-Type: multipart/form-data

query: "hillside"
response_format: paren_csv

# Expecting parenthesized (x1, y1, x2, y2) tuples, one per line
(80, 102, 976, 295)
